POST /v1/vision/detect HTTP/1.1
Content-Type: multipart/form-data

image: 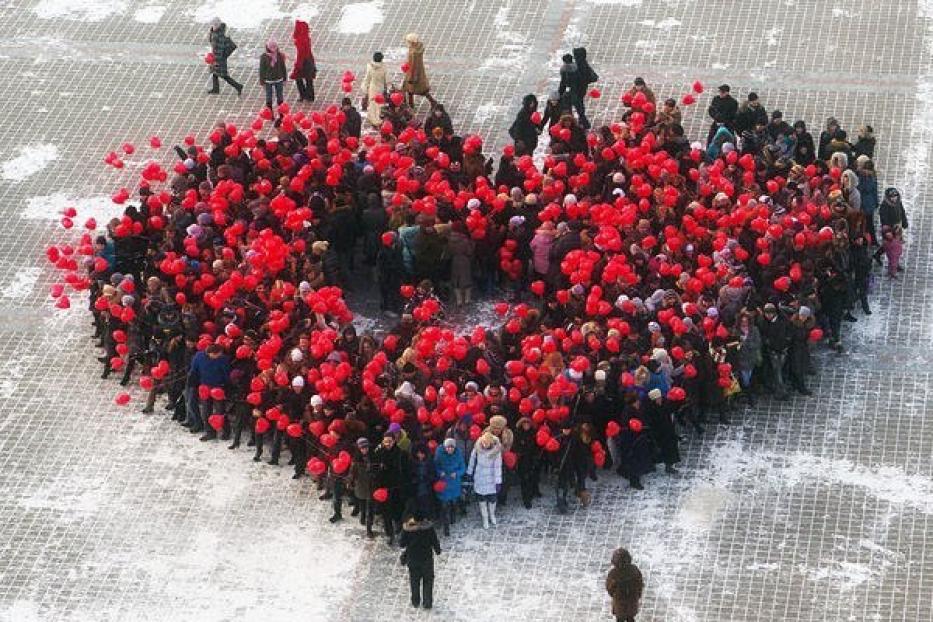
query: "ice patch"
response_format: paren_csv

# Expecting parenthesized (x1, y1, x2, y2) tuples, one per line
(291, 2, 319, 20)
(1, 144, 58, 182)
(189, 0, 286, 29)
(0, 267, 41, 301)
(335, 1, 384, 35)
(33, 0, 126, 21)
(766, 27, 782, 46)
(133, 4, 166, 23)
(802, 561, 873, 591)
(0, 600, 43, 622)
(639, 17, 681, 31)
(21, 192, 122, 225)
(479, 6, 528, 73)
(472, 103, 507, 125)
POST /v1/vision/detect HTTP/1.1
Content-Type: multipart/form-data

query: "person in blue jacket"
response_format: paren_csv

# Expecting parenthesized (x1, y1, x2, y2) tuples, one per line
(186, 343, 231, 441)
(433, 438, 465, 536)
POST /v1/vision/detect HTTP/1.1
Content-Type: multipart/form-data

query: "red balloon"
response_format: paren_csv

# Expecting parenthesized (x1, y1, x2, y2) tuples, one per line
(809, 328, 824, 342)
(255, 417, 271, 435)
(307, 458, 326, 476)
(432, 480, 447, 493)
(114, 392, 131, 406)
(606, 421, 621, 437)
(207, 414, 225, 431)
(628, 418, 643, 433)
(372, 487, 389, 502)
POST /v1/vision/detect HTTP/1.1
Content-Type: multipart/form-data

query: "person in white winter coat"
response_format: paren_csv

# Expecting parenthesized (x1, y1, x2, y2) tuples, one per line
(467, 432, 502, 529)
(361, 52, 388, 128)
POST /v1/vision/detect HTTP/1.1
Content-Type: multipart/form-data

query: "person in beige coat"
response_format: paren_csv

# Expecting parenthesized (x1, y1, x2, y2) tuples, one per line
(403, 33, 436, 108)
(361, 52, 388, 127)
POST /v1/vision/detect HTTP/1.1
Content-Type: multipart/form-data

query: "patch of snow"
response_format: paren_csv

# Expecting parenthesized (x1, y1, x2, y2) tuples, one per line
(21, 192, 121, 225)
(765, 27, 782, 46)
(133, 4, 165, 23)
(0, 600, 43, 622)
(639, 17, 682, 31)
(0, 267, 41, 301)
(711, 62, 731, 70)
(189, 0, 286, 29)
(291, 2, 319, 20)
(1, 144, 58, 182)
(801, 561, 873, 591)
(33, 0, 126, 21)
(472, 103, 507, 125)
(585, 0, 642, 5)
(478, 6, 527, 73)
(335, 1, 384, 35)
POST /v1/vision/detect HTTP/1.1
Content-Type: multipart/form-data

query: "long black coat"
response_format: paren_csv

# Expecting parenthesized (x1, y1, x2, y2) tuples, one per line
(645, 399, 680, 465)
(617, 427, 654, 478)
(509, 94, 540, 154)
(399, 519, 441, 571)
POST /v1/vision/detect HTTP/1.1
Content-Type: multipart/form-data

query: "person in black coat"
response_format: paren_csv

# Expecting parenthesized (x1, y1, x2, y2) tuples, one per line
(758, 303, 790, 399)
(509, 93, 540, 156)
(553, 422, 591, 513)
(792, 120, 816, 165)
(512, 417, 543, 508)
(340, 97, 362, 139)
(644, 389, 680, 473)
(616, 414, 653, 490)
(878, 187, 908, 230)
(399, 513, 442, 609)
(373, 433, 411, 544)
(734, 92, 768, 136)
(558, 53, 590, 129)
(706, 84, 738, 144)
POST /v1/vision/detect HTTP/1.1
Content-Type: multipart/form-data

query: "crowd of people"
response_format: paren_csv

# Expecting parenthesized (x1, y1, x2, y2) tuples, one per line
(46, 17, 910, 614)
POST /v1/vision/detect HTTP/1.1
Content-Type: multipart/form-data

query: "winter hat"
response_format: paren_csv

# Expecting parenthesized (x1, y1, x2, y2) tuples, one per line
(706, 307, 719, 319)
(466, 198, 481, 210)
(648, 389, 662, 401)
(489, 415, 508, 431)
(291, 376, 305, 388)
(443, 438, 456, 449)
(648, 321, 661, 333)
(508, 215, 526, 228)
(524, 193, 538, 205)
(594, 370, 607, 383)
(798, 306, 812, 318)
(388, 422, 402, 434)
(311, 241, 329, 254)
(299, 281, 311, 293)
(464, 381, 479, 392)
(568, 368, 583, 381)
(356, 437, 370, 448)
(309, 395, 323, 407)
(290, 348, 304, 362)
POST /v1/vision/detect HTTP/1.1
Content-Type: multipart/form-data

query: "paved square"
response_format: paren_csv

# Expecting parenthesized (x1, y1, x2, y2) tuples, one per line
(0, 1, 932, 620)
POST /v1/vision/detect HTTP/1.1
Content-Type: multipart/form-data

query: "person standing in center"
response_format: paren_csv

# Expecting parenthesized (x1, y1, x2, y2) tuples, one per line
(403, 33, 437, 108)
(361, 52, 388, 128)
(606, 547, 644, 622)
(207, 21, 243, 96)
(291, 20, 316, 102)
(259, 39, 287, 119)
(399, 511, 442, 609)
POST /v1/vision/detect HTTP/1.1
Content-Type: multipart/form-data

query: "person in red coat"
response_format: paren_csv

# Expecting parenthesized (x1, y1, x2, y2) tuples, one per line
(291, 20, 316, 102)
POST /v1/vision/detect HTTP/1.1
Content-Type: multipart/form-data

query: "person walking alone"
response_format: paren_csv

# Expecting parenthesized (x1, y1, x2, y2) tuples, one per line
(606, 547, 644, 622)
(259, 39, 287, 120)
(207, 21, 243, 96)
(402, 33, 437, 108)
(399, 511, 442, 609)
(291, 20, 316, 102)
(361, 52, 388, 128)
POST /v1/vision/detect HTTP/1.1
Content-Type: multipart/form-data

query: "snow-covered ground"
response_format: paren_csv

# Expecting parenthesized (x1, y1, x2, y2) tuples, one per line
(1, 0, 932, 621)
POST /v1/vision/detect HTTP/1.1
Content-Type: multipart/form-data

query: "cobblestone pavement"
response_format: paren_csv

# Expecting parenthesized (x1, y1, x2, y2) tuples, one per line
(1, 1, 932, 621)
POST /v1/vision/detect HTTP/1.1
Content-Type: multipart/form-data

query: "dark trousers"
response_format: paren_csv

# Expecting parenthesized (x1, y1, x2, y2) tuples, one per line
(572, 94, 590, 129)
(295, 77, 315, 101)
(211, 73, 242, 92)
(408, 565, 434, 607)
(332, 479, 345, 516)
